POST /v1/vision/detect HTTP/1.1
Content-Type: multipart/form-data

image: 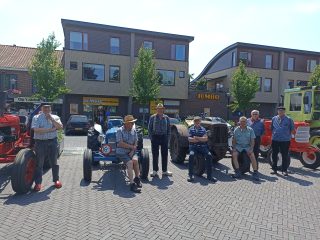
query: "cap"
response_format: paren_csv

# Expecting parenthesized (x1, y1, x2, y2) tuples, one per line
(277, 106, 286, 110)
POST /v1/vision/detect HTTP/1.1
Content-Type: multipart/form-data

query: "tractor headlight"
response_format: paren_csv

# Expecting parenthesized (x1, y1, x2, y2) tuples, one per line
(98, 134, 105, 143)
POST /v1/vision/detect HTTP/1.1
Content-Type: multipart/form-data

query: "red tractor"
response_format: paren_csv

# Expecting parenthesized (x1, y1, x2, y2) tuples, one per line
(260, 120, 320, 170)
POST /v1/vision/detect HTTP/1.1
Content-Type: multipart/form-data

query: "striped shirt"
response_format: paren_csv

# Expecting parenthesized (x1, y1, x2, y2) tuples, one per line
(188, 125, 207, 145)
(271, 115, 294, 141)
(247, 118, 265, 137)
(116, 126, 137, 155)
(31, 113, 62, 140)
(148, 114, 170, 136)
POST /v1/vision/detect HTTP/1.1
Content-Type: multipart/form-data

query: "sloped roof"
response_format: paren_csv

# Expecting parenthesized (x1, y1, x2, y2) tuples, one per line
(0, 44, 63, 71)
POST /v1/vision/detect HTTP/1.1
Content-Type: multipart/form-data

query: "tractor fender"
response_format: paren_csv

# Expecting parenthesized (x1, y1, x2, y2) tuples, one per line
(171, 124, 189, 148)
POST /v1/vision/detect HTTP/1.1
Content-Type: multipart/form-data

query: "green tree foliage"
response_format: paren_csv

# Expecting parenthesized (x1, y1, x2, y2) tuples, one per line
(195, 77, 207, 90)
(308, 65, 320, 87)
(29, 33, 69, 102)
(130, 47, 160, 127)
(230, 61, 259, 114)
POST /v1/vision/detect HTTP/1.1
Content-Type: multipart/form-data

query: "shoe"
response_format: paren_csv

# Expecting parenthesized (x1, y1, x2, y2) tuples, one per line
(252, 171, 260, 181)
(150, 171, 159, 177)
(187, 175, 194, 182)
(162, 171, 173, 176)
(134, 177, 142, 188)
(130, 183, 141, 193)
(232, 170, 241, 179)
(54, 181, 62, 189)
(34, 184, 42, 192)
(283, 171, 289, 176)
(207, 177, 217, 183)
(270, 170, 277, 175)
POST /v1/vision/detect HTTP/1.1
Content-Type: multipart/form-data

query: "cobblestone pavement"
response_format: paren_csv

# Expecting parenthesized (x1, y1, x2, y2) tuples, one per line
(0, 136, 319, 240)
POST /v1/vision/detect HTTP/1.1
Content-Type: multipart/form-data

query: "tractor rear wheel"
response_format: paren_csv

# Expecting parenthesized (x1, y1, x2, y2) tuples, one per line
(139, 148, 150, 180)
(267, 149, 291, 171)
(170, 129, 188, 164)
(231, 151, 251, 174)
(11, 149, 36, 194)
(83, 149, 92, 182)
(194, 155, 205, 176)
(300, 151, 320, 169)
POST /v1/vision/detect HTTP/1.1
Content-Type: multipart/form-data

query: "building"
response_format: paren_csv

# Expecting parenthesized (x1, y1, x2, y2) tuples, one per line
(0, 44, 64, 114)
(192, 42, 320, 117)
(61, 19, 194, 123)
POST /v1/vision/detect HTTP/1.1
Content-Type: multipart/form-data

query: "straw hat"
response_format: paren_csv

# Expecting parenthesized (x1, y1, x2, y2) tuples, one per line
(123, 115, 137, 123)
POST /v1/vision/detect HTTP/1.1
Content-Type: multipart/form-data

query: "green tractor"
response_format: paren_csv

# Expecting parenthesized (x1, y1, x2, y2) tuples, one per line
(284, 86, 320, 149)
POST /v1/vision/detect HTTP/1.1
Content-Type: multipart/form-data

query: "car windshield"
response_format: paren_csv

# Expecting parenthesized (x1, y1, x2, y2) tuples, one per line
(70, 115, 88, 123)
(315, 91, 320, 110)
(108, 119, 123, 128)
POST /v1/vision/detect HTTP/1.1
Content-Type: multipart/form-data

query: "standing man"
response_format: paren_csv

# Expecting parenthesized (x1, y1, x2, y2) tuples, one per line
(148, 103, 172, 177)
(232, 116, 259, 181)
(247, 110, 265, 160)
(116, 115, 142, 193)
(187, 116, 217, 182)
(271, 106, 294, 176)
(32, 105, 63, 191)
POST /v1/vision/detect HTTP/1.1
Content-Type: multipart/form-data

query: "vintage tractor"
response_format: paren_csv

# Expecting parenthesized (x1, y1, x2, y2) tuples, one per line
(169, 119, 228, 176)
(83, 123, 149, 182)
(261, 120, 320, 169)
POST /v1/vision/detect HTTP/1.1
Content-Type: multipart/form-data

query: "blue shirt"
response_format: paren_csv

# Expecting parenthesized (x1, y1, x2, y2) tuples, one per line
(32, 113, 62, 140)
(188, 125, 207, 145)
(247, 118, 265, 137)
(116, 126, 137, 155)
(271, 115, 294, 142)
(233, 126, 255, 152)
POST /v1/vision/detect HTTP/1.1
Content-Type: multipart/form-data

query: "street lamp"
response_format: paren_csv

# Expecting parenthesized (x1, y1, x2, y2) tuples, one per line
(226, 91, 231, 120)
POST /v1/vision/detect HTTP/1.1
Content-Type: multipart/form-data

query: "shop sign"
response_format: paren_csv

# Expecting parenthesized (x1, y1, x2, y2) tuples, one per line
(196, 93, 220, 101)
(14, 97, 63, 104)
(83, 97, 119, 106)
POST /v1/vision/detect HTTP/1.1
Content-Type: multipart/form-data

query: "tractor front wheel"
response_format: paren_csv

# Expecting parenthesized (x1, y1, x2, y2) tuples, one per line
(11, 149, 36, 194)
(83, 149, 92, 182)
(194, 155, 205, 176)
(170, 129, 188, 164)
(139, 148, 150, 179)
(300, 151, 320, 169)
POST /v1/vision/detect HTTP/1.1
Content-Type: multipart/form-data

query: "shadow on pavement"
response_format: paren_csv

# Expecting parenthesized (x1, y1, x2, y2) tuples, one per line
(2, 186, 55, 206)
(148, 175, 174, 190)
(0, 164, 12, 194)
(289, 166, 320, 178)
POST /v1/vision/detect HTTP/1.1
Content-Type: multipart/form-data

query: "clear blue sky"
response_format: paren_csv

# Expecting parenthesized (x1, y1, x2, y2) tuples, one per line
(1, 0, 319, 77)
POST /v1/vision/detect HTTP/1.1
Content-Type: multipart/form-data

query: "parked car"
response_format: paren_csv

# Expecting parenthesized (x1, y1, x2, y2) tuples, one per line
(65, 115, 90, 135)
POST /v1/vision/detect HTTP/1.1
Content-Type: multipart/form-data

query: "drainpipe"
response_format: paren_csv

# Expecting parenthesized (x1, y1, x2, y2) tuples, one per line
(128, 33, 135, 114)
(277, 51, 285, 113)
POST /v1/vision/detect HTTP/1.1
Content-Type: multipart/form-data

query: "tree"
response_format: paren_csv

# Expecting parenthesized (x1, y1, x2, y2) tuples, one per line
(130, 47, 160, 128)
(230, 61, 259, 115)
(195, 77, 207, 90)
(29, 33, 69, 102)
(308, 65, 320, 87)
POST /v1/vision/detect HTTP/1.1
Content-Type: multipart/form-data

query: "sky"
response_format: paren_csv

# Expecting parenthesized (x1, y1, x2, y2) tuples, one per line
(1, 0, 320, 77)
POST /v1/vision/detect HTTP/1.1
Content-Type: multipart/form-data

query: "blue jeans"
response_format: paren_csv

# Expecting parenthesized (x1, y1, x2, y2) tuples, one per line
(188, 145, 212, 178)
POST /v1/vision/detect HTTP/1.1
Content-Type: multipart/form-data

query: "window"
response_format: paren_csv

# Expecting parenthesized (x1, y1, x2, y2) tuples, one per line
(265, 54, 272, 69)
(287, 80, 294, 89)
(143, 41, 153, 49)
(231, 52, 236, 67)
(70, 61, 78, 70)
(264, 78, 272, 92)
(257, 77, 262, 92)
(307, 60, 317, 72)
(239, 52, 251, 65)
(83, 63, 105, 81)
(297, 80, 308, 87)
(109, 66, 120, 82)
(0, 74, 17, 91)
(172, 45, 186, 61)
(288, 57, 295, 71)
(179, 71, 185, 78)
(70, 32, 88, 50)
(110, 37, 120, 54)
(157, 70, 175, 86)
(289, 93, 302, 111)
(304, 91, 312, 114)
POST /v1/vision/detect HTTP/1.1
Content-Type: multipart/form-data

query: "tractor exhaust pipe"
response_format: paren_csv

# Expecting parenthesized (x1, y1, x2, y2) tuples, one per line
(0, 91, 7, 115)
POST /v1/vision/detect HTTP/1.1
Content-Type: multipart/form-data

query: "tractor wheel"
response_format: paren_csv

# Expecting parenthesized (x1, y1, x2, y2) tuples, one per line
(11, 149, 36, 194)
(212, 148, 227, 162)
(231, 151, 251, 174)
(300, 151, 320, 169)
(170, 129, 188, 164)
(139, 148, 150, 180)
(83, 149, 92, 182)
(259, 145, 270, 158)
(194, 155, 205, 176)
(267, 149, 291, 170)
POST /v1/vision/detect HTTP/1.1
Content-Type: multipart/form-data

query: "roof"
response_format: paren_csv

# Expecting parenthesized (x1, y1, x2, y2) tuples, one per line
(61, 19, 194, 42)
(192, 42, 320, 83)
(0, 44, 63, 71)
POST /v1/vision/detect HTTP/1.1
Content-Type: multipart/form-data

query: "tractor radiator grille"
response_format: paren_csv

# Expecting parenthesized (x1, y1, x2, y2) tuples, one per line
(295, 126, 310, 143)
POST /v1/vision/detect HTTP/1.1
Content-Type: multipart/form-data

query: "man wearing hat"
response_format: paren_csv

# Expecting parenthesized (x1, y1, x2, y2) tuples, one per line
(187, 116, 217, 182)
(116, 115, 142, 193)
(148, 103, 172, 177)
(31, 104, 63, 191)
(270, 106, 294, 176)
